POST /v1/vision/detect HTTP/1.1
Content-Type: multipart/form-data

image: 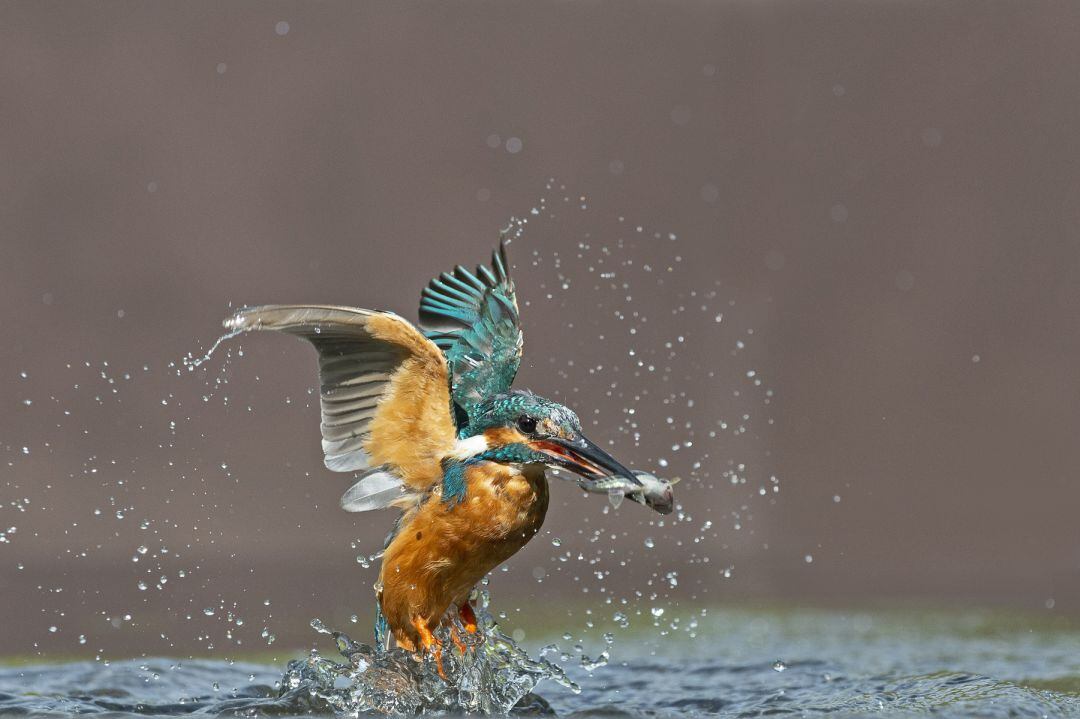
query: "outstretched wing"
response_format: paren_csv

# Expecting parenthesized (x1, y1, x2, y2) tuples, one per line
(417, 239, 523, 421)
(224, 305, 455, 488)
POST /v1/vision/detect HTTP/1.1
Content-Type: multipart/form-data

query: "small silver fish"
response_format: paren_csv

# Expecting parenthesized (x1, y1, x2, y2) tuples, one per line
(576, 470, 677, 515)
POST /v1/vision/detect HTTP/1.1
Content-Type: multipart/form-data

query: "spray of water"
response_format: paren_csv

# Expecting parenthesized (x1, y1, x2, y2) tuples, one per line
(181, 327, 244, 371)
(280, 589, 577, 716)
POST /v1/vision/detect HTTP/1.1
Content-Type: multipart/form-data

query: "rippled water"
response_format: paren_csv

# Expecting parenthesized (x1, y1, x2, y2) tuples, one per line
(4, 607, 1080, 717)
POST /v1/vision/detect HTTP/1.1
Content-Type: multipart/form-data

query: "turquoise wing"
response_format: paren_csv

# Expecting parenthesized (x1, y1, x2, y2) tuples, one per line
(418, 239, 523, 423)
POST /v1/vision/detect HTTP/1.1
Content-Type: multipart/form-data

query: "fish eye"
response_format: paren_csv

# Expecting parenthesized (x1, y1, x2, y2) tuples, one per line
(517, 415, 538, 434)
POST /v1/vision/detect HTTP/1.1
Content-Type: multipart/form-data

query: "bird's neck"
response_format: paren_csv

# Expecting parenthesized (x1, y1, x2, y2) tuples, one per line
(446, 434, 490, 461)
(440, 439, 538, 506)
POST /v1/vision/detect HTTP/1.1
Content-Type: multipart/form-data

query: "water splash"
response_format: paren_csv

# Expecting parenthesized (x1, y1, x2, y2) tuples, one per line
(281, 589, 578, 716)
(181, 327, 244, 371)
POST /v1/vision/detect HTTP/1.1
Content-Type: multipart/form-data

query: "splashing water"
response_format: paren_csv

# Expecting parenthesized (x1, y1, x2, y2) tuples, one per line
(282, 589, 577, 716)
(181, 327, 244, 371)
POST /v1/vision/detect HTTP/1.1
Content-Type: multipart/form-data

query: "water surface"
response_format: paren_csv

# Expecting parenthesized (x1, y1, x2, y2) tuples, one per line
(3, 607, 1079, 717)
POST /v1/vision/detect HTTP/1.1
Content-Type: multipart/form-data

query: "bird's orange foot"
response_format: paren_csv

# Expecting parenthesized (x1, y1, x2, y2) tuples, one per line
(459, 602, 478, 634)
(450, 626, 468, 655)
(433, 645, 447, 681)
(412, 617, 447, 681)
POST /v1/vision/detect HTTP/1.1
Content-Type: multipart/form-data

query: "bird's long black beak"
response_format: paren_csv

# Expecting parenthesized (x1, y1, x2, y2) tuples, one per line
(531, 434, 642, 486)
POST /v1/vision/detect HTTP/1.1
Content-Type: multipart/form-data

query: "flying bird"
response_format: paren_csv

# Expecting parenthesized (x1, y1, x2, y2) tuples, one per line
(224, 239, 669, 673)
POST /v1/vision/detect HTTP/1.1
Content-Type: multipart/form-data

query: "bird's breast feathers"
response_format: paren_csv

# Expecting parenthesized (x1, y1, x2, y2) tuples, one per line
(461, 462, 548, 533)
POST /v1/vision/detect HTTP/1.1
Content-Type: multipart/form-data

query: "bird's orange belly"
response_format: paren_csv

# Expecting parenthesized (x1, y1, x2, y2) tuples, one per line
(377, 463, 548, 649)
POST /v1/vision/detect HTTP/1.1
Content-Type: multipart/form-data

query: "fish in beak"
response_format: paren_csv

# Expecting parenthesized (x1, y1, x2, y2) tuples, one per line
(530, 434, 642, 487)
(576, 471, 677, 515)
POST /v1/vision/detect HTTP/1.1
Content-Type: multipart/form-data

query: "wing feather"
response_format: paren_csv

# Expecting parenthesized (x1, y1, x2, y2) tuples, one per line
(224, 305, 455, 485)
(340, 466, 407, 512)
(417, 238, 524, 421)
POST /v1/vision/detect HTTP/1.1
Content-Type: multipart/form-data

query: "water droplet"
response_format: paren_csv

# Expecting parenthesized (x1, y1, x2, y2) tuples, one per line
(580, 649, 609, 671)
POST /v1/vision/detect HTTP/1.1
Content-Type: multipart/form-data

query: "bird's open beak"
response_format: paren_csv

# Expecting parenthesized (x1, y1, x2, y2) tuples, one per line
(531, 435, 642, 486)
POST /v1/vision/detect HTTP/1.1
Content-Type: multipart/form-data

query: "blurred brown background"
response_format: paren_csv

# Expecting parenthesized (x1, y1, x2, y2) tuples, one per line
(3, 0, 1080, 658)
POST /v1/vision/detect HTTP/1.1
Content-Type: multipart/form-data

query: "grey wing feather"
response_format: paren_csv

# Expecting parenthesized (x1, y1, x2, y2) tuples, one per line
(223, 305, 409, 473)
(340, 466, 406, 512)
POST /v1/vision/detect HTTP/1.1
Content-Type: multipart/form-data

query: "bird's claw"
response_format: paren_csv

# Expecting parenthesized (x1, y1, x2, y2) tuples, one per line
(412, 617, 448, 680)
(450, 627, 468, 655)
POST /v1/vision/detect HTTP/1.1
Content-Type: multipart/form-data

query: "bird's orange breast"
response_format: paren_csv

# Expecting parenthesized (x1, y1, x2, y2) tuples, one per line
(377, 462, 549, 649)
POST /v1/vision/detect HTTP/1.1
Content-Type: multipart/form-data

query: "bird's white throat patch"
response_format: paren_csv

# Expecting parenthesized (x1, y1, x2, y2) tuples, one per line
(448, 434, 489, 460)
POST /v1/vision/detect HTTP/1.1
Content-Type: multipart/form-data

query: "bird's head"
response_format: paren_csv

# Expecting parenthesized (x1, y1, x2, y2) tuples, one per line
(458, 390, 641, 486)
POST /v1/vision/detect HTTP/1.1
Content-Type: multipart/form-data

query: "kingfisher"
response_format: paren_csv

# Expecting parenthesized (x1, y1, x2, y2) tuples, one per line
(224, 239, 671, 673)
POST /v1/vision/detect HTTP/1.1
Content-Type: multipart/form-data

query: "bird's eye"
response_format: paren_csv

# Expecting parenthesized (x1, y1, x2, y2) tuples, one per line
(517, 415, 538, 434)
